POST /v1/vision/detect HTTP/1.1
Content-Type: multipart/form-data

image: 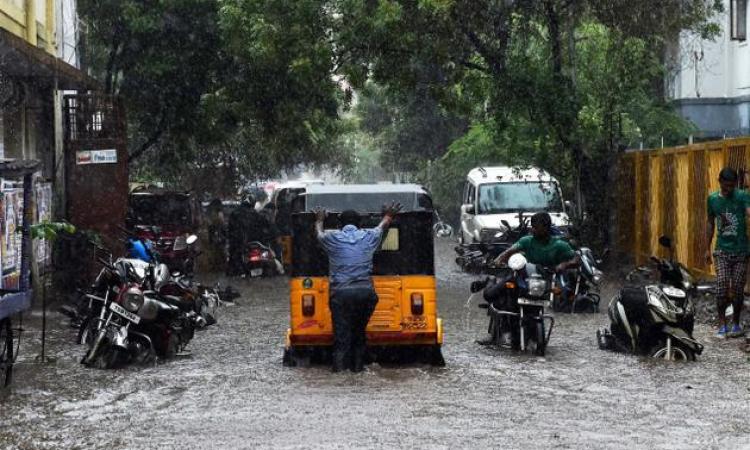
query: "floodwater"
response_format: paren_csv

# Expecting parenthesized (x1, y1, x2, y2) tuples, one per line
(1, 240, 748, 449)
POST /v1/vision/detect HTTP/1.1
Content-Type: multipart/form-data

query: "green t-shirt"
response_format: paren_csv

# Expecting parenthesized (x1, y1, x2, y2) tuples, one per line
(512, 235, 576, 268)
(707, 190, 750, 255)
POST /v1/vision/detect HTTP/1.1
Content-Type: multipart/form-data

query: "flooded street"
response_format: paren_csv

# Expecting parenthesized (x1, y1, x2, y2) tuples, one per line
(1, 239, 748, 449)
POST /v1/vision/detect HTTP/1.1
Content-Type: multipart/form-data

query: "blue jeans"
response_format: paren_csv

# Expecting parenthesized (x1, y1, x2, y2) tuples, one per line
(329, 286, 378, 371)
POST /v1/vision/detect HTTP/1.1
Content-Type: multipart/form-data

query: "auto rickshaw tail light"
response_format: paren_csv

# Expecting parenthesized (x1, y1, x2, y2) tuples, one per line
(410, 293, 424, 315)
(302, 294, 315, 316)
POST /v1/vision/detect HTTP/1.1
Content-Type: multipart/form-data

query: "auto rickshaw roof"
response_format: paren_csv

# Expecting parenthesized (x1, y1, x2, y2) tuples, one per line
(302, 183, 432, 213)
(304, 183, 427, 195)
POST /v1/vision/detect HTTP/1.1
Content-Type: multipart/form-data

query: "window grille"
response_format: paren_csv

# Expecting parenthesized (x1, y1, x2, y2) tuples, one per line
(731, 0, 748, 41)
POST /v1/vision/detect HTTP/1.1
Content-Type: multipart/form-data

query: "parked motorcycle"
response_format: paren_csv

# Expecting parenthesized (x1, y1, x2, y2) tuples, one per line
(244, 241, 283, 277)
(80, 258, 197, 369)
(455, 218, 529, 274)
(552, 247, 606, 313)
(597, 236, 709, 361)
(472, 253, 557, 356)
(121, 230, 222, 326)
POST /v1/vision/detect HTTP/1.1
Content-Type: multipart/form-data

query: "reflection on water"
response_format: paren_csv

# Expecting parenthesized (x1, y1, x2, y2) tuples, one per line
(0, 240, 748, 449)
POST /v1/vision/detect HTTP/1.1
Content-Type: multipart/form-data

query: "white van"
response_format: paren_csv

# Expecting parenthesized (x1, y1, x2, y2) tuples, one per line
(459, 166, 571, 243)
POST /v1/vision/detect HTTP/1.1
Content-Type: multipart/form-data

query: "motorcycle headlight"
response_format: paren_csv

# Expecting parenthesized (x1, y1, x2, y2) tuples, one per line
(123, 286, 145, 312)
(592, 269, 603, 285)
(528, 277, 546, 298)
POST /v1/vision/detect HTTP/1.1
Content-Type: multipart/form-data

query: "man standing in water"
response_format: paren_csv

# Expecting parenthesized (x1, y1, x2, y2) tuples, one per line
(706, 167, 748, 338)
(315, 203, 401, 372)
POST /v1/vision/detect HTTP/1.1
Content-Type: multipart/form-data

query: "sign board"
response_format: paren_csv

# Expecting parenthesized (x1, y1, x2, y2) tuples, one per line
(76, 149, 117, 165)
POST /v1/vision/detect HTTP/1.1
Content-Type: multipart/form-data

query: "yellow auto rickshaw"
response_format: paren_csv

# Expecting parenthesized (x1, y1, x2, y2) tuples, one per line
(282, 184, 444, 366)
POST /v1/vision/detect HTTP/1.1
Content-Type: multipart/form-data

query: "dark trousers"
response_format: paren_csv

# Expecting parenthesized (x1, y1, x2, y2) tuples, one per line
(329, 286, 378, 371)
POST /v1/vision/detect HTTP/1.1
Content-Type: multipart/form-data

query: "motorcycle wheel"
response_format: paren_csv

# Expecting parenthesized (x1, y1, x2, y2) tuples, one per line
(163, 332, 180, 359)
(596, 329, 612, 350)
(77, 317, 98, 345)
(533, 321, 546, 356)
(552, 297, 568, 313)
(650, 340, 695, 361)
(95, 346, 126, 370)
(0, 318, 13, 387)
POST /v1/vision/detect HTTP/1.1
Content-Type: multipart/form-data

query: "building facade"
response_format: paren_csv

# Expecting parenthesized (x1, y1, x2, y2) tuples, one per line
(0, 0, 94, 207)
(670, 0, 750, 138)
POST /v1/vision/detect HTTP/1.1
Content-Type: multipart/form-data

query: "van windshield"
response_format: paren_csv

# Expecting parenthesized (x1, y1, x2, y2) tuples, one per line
(477, 182, 562, 214)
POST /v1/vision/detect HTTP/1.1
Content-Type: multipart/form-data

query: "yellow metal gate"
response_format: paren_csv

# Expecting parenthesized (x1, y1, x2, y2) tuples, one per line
(617, 138, 750, 277)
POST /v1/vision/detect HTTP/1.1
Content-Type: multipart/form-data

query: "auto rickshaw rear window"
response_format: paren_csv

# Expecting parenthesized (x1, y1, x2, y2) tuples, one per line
(291, 212, 433, 277)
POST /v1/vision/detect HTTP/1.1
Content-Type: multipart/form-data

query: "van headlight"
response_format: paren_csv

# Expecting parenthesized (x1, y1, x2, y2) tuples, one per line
(123, 286, 145, 312)
(527, 277, 546, 297)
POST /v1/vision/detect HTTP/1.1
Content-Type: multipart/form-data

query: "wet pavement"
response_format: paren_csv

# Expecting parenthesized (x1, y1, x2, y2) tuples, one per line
(1, 239, 748, 449)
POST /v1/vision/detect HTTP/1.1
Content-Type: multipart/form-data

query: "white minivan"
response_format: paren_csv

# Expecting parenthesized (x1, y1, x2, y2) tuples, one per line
(459, 166, 571, 243)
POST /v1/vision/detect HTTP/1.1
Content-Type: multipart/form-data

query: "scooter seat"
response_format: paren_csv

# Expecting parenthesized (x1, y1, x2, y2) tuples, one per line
(619, 286, 648, 310)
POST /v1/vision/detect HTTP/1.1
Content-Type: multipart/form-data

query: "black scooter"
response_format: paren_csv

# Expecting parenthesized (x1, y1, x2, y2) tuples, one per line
(597, 236, 710, 361)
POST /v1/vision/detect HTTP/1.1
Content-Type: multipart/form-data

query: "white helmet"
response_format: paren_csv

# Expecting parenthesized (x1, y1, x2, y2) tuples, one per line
(508, 253, 528, 271)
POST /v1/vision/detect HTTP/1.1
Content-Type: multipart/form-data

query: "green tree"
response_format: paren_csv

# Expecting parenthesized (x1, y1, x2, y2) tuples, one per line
(334, 0, 719, 246)
(80, 0, 348, 194)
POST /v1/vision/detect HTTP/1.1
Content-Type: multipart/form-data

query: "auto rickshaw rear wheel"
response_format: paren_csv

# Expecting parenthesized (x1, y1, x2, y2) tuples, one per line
(282, 346, 312, 367)
(429, 345, 446, 367)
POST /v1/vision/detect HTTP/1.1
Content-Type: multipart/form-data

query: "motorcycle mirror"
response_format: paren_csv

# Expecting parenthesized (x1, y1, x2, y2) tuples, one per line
(658, 236, 672, 249)
(186, 235, 198, 245)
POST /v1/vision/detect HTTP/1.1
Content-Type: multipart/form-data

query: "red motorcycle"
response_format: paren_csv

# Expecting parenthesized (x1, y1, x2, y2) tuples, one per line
(244, 241, 283, 278)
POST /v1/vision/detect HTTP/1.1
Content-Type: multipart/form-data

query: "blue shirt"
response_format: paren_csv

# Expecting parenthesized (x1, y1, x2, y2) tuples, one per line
(318, 224, 384, 288)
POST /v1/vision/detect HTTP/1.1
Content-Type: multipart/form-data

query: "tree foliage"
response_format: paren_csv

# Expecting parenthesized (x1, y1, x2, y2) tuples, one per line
(81, 0, 723, 242)
(80, 0, 347, 195)
(332, 0, 719, 246)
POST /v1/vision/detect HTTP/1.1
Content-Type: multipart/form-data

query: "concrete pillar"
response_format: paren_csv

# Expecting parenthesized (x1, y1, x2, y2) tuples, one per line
(45, 0, 55, 53)
(24, 0, 37, 47)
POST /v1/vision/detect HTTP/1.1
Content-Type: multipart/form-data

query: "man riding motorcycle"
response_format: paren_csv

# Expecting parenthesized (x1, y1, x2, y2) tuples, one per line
(493, 212, 580, 276)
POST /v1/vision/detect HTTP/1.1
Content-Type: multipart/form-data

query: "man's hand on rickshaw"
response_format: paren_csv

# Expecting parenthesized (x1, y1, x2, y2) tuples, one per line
(383, 201, 403, 219)
(314, 207, 326, 222)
